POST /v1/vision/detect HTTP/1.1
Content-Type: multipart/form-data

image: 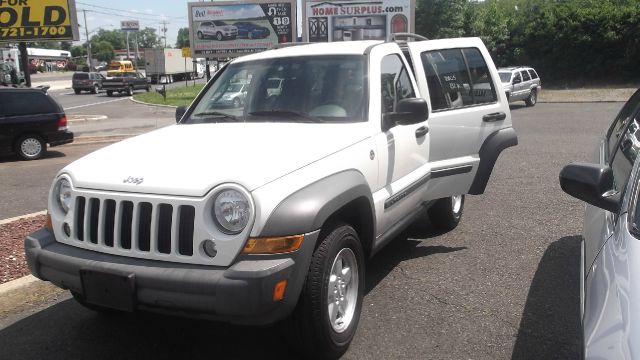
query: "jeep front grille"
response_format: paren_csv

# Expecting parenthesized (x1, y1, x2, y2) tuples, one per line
(74, 196, 195, 256)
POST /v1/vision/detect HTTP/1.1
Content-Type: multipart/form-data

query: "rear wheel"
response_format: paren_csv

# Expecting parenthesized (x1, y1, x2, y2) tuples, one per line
(126, 86, 134, 96)
(73, 88, 81, 94)
(428, 195, 465, 231)
(197, 31, 204, 39)
(15, 134, 46, 160)
(106, 90, 113, 97)
(288, 223, 364, 359)
(216, 32, 223, 41)
(525, 89, 537, 106)
(91, 84, 99, 94)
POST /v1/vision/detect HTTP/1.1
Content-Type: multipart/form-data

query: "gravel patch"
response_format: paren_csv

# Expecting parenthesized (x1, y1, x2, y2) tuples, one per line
(0, 215, 46, 284)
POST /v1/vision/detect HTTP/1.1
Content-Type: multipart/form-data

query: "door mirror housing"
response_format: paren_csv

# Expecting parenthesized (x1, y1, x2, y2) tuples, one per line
(382, 98, 429, 131)
(559, 162, 621, 213)
(175, 105, 188, 123)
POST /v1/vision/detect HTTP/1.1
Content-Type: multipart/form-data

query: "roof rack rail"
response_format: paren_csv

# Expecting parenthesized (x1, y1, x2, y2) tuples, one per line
(390, 33, 429, 42)
(269, 42, 312, 50)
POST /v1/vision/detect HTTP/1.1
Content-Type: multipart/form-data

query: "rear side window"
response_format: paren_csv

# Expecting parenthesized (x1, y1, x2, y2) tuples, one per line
(421, 47, 497, 111)
(380, 54, 415, 114)
(0, 92, 58, 116)
(521, 70, 531, 81)
(611, 117, 640, 192)
(528, 69, 539, 79)
(73, 73, 88, 80)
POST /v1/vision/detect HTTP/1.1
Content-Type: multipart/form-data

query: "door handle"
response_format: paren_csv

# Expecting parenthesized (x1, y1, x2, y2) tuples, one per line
(415, 126, 429, 138)
(483, 112, 507, 122)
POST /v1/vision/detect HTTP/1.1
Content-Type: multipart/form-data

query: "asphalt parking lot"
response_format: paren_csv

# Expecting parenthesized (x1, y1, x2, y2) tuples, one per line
(0, 101, 621, 359)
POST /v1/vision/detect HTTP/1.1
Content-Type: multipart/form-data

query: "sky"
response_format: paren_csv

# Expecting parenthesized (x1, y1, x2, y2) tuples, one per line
(75, 0, 303, 48)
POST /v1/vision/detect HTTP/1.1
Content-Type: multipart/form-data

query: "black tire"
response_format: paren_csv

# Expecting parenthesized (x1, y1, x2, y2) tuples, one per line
(106, 90, 113, 97)
(91, 84, 99, 94)
(126, 86, 134, 96)
(216, 32, 223, 41)
(146, 84, 150, 92)
(15, 134, 46, 161)
(73, 88, 81, 95)
(525, 89, 537, 106)
(288, 224, 365, 359)
(197, 31, 204, 39)
(427, 195, 465, 231)
(71, 291, 123, 315)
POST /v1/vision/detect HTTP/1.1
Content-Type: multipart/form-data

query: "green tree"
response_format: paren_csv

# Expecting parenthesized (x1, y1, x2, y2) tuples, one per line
(70, 45, 86, 58)
(93, 41, 115, 62)
(137, 27, 161, 49)
(176, 27, 190, 48)
(90, 29, 126, 50)
(415, 0, 467, 39)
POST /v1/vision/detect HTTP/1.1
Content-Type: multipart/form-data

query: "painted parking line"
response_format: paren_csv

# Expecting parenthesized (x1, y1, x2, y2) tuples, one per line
(64, 97, 131, 110)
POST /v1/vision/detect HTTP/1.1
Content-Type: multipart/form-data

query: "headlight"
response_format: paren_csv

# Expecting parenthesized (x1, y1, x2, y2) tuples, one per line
(54, 177, 72, 213)
(213, 189, 250, 234)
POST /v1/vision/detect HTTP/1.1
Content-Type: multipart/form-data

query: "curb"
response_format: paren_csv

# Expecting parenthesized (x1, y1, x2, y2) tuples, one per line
(0, 210, 47, 226)
(130, 97, 178, 109)
(0, 275, 40, 295)
(71, 134, 133, 145)
(67, 114, 108, 123)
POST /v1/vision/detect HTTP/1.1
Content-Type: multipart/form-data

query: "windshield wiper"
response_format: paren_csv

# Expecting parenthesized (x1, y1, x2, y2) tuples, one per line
(248, 110, 324, 122)
(189, 111, 238, 122)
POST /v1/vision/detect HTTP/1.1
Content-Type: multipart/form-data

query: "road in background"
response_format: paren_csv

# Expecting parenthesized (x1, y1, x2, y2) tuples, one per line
(0, 102, 622, 359)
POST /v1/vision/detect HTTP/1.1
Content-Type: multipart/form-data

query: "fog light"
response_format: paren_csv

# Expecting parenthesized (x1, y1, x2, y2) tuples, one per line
(202, 239, 217, 258)
(63, 223, 71, 237)
(273, 279, 287, 302)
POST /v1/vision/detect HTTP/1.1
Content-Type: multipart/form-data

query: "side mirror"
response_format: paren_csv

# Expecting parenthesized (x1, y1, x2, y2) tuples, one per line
(383, 98, 429, 131)
(175, 105, 187, 123)
(559, 162, 621, 213)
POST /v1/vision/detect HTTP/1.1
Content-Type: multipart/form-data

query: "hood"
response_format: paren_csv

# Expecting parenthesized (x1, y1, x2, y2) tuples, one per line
(64, 122, 370, 197)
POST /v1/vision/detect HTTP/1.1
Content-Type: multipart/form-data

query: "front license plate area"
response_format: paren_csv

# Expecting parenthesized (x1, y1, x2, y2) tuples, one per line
(80, 269, 136, 312)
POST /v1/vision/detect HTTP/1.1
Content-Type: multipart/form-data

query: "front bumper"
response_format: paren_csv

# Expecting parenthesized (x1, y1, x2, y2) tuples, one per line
(25, 228, 319, 325)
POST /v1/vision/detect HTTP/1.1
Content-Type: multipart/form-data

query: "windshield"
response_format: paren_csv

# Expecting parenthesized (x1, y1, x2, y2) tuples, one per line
(214, 21, 228, 26)
(184, 55, 366, 124)
(108, 65, 121, 70)
(499, 72, 512, 83)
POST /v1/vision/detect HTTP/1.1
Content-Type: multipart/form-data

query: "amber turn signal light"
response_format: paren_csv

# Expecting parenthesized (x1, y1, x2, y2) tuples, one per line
(45, 213, 53, 231)
(273, 279, 288, 302)
(242, 235, 304, 254)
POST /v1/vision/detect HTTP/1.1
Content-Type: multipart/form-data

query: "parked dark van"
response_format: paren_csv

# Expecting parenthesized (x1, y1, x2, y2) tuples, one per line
(0, 88, 74, 160)
(72, 72, 105, 94)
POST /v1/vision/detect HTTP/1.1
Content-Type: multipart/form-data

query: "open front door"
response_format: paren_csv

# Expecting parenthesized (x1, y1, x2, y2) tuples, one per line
(407, 37, 516, 197)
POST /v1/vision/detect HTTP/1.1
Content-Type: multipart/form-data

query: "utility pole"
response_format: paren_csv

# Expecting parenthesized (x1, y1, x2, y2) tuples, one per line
(83, 10, 93, 70)
(160, 21, 169, 48)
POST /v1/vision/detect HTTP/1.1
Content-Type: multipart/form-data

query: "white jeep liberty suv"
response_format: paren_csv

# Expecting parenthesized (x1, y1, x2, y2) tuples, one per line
(26, 35, 517, 358)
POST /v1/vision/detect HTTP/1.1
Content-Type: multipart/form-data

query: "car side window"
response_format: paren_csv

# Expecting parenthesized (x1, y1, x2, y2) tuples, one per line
(380, 54, 415, 114)
(528, 69, 538, 79)
(421, 47, 497, 111)
(607, 90, 640, 159)
(513, 72, 521, 83)
(611, 117, 640, 192)
(521, 70, 531, 81)
(1, 92, 56, 116)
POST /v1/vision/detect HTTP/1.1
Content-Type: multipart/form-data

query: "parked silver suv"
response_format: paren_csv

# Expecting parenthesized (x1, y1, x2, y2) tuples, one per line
(498, 66, 541, 106)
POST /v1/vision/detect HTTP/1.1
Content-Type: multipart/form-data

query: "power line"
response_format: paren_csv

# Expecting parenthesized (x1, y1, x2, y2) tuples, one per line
(76, 2, 186, 19)
(76, 8, 174, 23)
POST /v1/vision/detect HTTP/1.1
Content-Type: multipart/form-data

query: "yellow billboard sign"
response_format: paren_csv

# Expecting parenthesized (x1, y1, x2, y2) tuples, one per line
(0, 0, 80, 41)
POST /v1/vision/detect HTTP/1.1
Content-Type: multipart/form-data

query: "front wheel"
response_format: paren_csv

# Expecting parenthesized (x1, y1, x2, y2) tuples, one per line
(126, 86, 134, 96)
(216, 32, 223, 41)
(525, 89, 537, 107)
(91, 84, 99, 94)
(15, 134, 46, 160)
(428, 194, 465, 231)
(197, 31, 204, 39)
(288, 224, 364, 359)
(106, 90, 113, 97)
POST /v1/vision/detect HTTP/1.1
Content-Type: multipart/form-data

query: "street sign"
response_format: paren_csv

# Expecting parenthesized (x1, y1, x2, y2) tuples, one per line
(120, 20, 140, 31)
(0, 0, 80, 41)
(182, 47, 191, 58)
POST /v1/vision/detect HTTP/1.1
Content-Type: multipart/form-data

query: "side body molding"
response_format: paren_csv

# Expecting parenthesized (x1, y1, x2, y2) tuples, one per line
(468, 127, 518, 195)
(259, 170, 375, 238)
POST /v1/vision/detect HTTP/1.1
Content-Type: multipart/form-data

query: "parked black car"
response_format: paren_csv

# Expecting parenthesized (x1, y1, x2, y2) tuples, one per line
(0, 88, 74, 160)
(72, 72, 105, 94)
(102, 72, 150, 96)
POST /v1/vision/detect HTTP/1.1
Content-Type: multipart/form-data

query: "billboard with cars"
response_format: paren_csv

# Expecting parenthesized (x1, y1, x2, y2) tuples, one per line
(0, 0, 79, 41)
(302, 0, 414, 42)
(188, 0, 296, 58)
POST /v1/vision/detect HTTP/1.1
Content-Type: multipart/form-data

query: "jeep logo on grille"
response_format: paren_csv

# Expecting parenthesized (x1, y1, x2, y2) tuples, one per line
(123, 176, 144, 185)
